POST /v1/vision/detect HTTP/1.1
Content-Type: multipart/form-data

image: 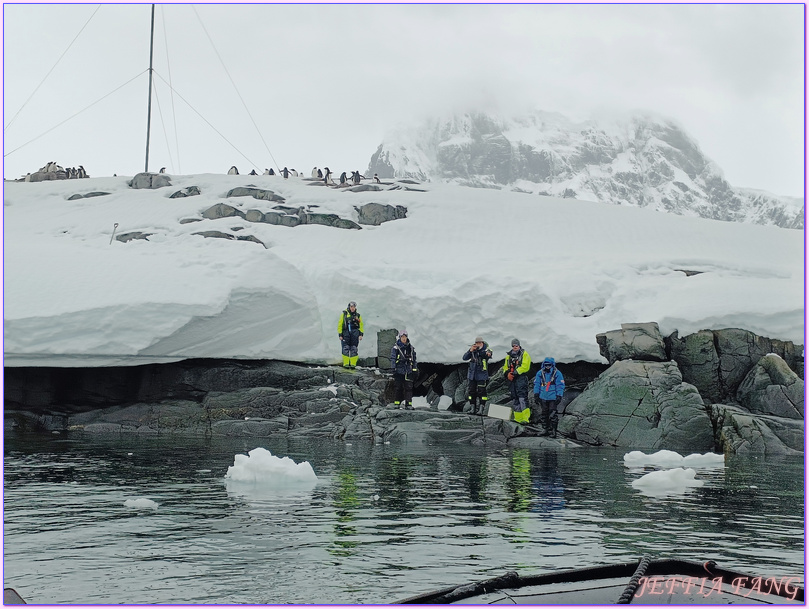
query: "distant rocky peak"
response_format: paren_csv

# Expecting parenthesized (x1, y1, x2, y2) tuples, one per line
(367, 110, 802, 229)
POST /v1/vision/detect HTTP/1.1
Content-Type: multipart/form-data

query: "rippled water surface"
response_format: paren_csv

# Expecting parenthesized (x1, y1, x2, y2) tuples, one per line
(3, 433, 804, 604)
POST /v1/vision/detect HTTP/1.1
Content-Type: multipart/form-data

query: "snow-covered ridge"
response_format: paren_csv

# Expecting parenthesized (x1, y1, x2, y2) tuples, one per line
(3, 172, 803, 367)
(367, 110, 804, 229)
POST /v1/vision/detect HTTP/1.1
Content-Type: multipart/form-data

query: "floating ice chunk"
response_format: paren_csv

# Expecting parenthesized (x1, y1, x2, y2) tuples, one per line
(124, 498, 158, 509)
(224, 447, 317, 485)
(632, 467, 704, 497)
(624, 450, 724, 469)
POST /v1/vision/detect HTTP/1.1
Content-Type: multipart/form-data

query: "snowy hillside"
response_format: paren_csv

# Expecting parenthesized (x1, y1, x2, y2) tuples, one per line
(367, 111, 804, 229)
(3, 172, 804, 367)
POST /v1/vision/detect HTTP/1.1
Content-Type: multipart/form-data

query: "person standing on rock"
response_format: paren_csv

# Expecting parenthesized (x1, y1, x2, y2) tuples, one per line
(391, 329, 418, 410)
(338, 301, 364, 368)
(463, 336, 492, 415)
(502, 338, 532, 424)
(533, 357, 565, 438)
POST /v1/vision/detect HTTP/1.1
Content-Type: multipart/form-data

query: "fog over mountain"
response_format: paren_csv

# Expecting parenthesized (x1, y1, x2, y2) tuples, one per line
(367, 111, 803, 229)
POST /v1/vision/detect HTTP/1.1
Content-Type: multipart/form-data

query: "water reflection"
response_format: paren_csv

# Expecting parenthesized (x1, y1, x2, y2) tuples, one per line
(3, 433, 804, 605)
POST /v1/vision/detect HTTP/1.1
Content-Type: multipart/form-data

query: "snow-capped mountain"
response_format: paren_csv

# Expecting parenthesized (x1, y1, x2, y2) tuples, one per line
(367, 111, 804, 229)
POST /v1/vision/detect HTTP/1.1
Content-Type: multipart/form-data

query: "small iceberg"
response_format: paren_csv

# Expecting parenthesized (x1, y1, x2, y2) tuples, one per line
(623, 450, 725, 469)
(225, 447, 317, 485)
(631, 467, 705, 497)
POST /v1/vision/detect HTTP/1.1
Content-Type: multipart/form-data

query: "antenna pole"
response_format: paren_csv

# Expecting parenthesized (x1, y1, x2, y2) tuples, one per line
(144, 4, 155, 173)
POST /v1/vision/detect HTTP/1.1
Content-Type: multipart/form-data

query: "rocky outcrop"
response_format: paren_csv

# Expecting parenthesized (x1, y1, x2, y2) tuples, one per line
(711, 403, 803, 456)
(67, 191, 110, 200)
(559, 360, 714, 451)
(367, 111, 803, 229)
(4, 327, 802, 455)
(129, 172, 172, 189)
(668, 328, 803, 402)
(226, 187, 286, 203)
(355, 202, 407, 226)
(596, 322, 667, 364)
(170, 186, 201, 198)
(736, 353, 804, 419)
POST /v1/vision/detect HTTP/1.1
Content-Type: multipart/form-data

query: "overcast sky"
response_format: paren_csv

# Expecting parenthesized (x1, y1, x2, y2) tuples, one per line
(3, 3, 805, 196)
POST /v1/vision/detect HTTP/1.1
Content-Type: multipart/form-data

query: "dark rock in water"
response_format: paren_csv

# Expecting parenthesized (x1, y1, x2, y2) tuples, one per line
(129, 173, 171, 189)
(67, 191, 110, 200)
(559, 360, 714, 451)
(170, 186, 201, 198)
(711, 403, 803, 455)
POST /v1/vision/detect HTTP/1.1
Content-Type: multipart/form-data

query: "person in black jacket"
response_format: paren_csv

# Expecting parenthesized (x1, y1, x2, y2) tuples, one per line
(462, 336, 492, 415)
(390, 330, 418, 410)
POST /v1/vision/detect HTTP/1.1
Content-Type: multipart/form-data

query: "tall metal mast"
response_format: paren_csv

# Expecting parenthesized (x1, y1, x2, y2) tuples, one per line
(144, 4, 155, 172)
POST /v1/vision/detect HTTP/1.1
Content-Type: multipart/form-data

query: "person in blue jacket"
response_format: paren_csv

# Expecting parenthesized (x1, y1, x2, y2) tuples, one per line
(533, 357, 565, 438)
(462, 336, 492, 415)
(391, 329, 418, 409)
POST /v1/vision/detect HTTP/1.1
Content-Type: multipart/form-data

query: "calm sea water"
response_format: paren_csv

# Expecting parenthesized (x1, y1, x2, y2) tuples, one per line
(3, 433, 804, 604)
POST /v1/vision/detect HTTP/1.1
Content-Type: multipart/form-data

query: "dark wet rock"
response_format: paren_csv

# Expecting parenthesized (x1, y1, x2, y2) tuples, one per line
(667, 329, 721, 402)
(596, 322, 667, 364)
(170, 186, 201, 198)
(346, 184, 382, 193)
(559, 360, 714, 451)
(736, 353, 804, 419)
(129, 173, 172, 189)
(711, 403, 803, 456)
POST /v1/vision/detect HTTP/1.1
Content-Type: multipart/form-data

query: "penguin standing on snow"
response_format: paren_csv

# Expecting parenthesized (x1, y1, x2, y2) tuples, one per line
(317, 168, 323, 179)
(281, 167, 289, 179)
(159, 167, 166, 174)
(339, 171, 348, 185)
(77, 165, 87, 178)
(249, 169, 258, 175)
(227, 166, 239, 175)
(323, 167, 332, 185)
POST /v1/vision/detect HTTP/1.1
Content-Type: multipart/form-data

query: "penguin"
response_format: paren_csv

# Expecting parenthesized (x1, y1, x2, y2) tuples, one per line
(339, 171, 348, 185)
(311, 166, 319, 179)
(249, 169, 258, 175)
(268, 168, 275, 175)
(317, 168, 323, 179)
(228, 166, 239, 175)
(373, 173, 380, 183)
(78, 165, 87, 178)
(291, 169, 298, 177)
(282, 167, 289, 179)
(159, 167, 166, 174)
(323, 167, 332, 184)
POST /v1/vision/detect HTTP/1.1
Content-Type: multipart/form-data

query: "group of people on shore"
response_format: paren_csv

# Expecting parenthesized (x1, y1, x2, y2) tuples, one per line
(337, 302, 565, 437)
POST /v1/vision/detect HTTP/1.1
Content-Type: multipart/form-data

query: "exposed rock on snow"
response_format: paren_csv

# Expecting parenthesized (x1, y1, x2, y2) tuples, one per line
(596, 322, 667, 364)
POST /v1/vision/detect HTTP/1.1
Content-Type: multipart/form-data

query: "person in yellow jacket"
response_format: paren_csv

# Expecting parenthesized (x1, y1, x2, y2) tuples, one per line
(502, 338, 532, 424)
(338, 301, 364, 368)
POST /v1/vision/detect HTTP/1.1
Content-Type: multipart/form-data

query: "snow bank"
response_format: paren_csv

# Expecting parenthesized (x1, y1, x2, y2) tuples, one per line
(3, 174, 803, 367)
